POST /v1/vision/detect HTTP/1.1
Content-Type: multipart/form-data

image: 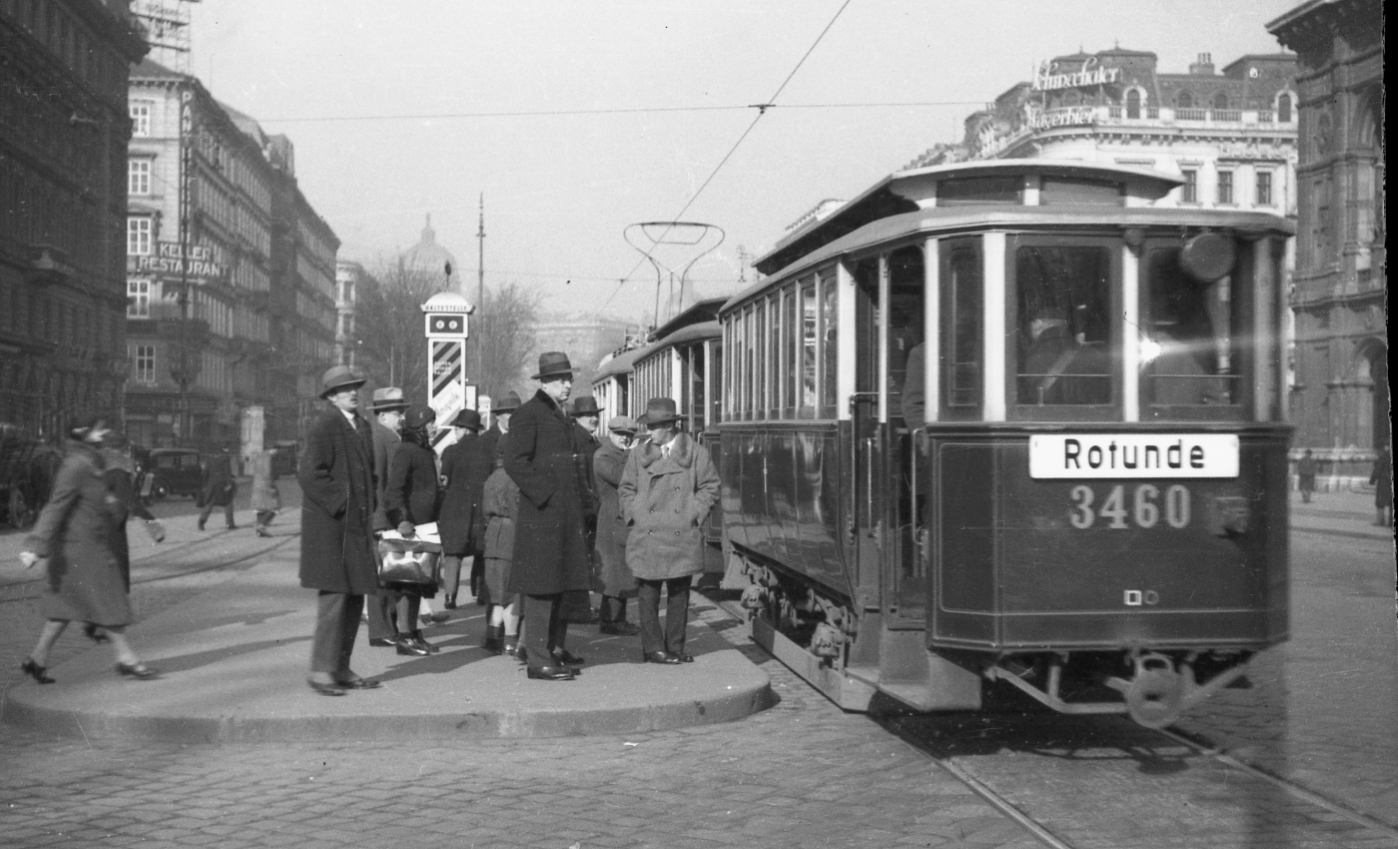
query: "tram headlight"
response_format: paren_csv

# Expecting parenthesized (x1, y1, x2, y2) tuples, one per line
(1140, 336, 1163, 364)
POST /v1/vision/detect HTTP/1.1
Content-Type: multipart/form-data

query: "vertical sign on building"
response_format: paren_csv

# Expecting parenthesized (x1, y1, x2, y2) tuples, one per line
(422, 292, 476, 455)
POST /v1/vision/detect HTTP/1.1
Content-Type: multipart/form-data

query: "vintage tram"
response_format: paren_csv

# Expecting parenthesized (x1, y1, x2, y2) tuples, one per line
(716, 160, 1292, 728)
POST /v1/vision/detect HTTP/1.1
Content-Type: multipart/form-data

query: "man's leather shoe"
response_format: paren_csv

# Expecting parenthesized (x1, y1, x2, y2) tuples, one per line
(674, 652, 694, 663)
(600, 621, 640, 636)
(526, 665, 575, 681)
(335, 677, 382, 690)
(410, 631, 440, 654)
(396, 638, 430, 657)
(643, 651, 681, 665)
(368, 637, 396, 648)
(550, 648, 585, 666)
(307, 679, 346, 696)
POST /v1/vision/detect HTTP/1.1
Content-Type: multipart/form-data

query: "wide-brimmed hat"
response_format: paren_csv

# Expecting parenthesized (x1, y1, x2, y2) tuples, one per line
(369, 387, 409, 412)
(639, 397, 682, 426)
(493, 391, 523, 413)
(403, 405, 436, 430)
(451, 409, 483, 431)
(320, 365, 367, 398)
(607, 415, 640, 435)
(570, 396, 600, 416)
(532, 351, 576, 380)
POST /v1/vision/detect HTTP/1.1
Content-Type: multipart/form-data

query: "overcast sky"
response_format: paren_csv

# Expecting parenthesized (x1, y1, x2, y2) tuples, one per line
(186, 0, 1300, 324)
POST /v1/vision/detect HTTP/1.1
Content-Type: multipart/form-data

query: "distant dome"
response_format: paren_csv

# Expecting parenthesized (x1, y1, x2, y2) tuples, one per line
(401, 214, 460, 288)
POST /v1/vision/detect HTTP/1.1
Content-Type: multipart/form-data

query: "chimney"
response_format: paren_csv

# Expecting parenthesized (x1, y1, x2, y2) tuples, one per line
(1189, 52, 1215, 75)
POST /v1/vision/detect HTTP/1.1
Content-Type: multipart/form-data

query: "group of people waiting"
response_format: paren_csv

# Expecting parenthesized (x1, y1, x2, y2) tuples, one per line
(299, 350, 720, 695)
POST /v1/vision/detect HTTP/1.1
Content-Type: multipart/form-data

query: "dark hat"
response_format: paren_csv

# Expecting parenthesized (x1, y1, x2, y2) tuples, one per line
(532, 351, 576, 380)
(320, 365, 367, 398)
(493, 391, 523, 412)
(570, 396, 600, 416)
(451, 409, 483, 431)
(640, 397, 681, 426)
(369, 387, 409, 412)
(607, 415, 640, 435)
(403, 405, 436, 430)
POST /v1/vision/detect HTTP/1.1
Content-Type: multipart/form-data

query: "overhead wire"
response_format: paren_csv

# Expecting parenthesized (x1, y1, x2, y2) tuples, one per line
(257, 100, 985, 124)
(595, 0, 855, 318)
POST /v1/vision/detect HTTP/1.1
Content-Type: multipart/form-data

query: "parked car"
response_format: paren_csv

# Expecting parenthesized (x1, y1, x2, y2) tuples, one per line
(143, 448, 204, 500)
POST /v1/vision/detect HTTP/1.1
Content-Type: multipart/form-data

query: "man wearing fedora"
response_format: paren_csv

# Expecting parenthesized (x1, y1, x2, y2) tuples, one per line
(592, 415, 641, 635)
(562, 395, 604, 625)
(504, 352, 594, 680)
(619, 397, 719, 664)
(299, 366, 381, 695)
(366, 387, 409, 649)
(479, 389, 520, 465)
(438, 408, 487, 609)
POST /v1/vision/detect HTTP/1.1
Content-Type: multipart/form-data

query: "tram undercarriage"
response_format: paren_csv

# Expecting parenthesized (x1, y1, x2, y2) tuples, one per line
(732, 550, 1257, 729)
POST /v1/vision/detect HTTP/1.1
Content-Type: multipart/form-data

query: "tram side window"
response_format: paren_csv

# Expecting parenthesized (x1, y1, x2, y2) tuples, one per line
(691, 342, 706, 431)
(888, 246, 925, 426)
(754, 302, 766, 421)
(1143, 245, 1238, 413)
(709, 340, 723, 427)
(800, 280, 817, 417)
(941, 238, 982, 417)
(784, 288, 798, 418)
(1014, 244, 1113, 408)
(767, 294, 782, 418)
(743, 307, 755, 421)
(820, 269, 838, 418)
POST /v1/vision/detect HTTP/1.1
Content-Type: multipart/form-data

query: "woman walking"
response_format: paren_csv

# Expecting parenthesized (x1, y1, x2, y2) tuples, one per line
(18, 415, 159, 684)
(384, 405, 444, 656)
(250, 447, 281, 537)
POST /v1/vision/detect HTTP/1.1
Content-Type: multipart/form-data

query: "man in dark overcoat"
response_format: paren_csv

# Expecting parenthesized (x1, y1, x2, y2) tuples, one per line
(439, 408, 485, 608)
(197, 447, 237, 530)
(299, 365, 381, 696)
(504, 352, 593, 681)
(477, 390, 521, 465)
(561, 395, 603, 625)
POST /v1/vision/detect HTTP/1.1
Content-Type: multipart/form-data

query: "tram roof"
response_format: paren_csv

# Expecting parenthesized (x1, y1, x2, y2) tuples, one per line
(753, 160, 1186, 278)
(652, 297, 727, 340)
(592, 344, 648, 382)
(642, 320, 720, 354)
(723, 204, 1294, 314)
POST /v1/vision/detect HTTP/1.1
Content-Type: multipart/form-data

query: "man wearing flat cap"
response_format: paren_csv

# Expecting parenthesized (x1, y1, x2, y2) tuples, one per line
(365, 387, 409, 647)
(504, 352, 593, 680)
(298, 366, 381, 695)
(592, 415, 641, 635)
(439, 408, 487, 609)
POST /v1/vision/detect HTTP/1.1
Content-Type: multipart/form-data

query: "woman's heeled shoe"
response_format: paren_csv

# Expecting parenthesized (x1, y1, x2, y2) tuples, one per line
(20, 658, 54, 684)
(115, 662, 159, 680)
(83, 624, 110, 644)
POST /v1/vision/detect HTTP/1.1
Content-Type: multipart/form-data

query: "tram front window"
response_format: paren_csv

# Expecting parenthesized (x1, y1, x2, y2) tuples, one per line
(1142, 246, 1237, 412)
(1014, 244, 1114, 408)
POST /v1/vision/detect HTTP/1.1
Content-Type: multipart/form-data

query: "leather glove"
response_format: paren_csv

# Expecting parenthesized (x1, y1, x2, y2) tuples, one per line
(397, 521, 416, 537)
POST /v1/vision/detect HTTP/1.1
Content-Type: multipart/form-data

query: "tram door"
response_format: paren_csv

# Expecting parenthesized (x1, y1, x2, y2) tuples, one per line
(850, 248, 925, 622)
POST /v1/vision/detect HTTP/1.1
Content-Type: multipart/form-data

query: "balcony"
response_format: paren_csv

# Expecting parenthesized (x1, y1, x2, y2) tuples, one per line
(1052, 105, 1294, 129)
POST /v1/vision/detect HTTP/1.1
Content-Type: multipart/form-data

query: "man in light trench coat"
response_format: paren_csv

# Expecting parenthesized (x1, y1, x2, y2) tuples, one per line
(619, 397, 720, 664)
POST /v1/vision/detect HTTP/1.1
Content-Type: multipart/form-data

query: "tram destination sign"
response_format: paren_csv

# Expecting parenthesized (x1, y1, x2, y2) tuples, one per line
(1029, 434, 1239, 479)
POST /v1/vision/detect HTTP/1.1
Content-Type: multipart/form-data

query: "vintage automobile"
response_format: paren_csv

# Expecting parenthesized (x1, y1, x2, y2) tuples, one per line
(142, 448, 204, 500)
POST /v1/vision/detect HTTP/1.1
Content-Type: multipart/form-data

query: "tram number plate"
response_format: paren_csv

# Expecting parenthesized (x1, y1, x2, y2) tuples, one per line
(1069, 484, 1192, 529)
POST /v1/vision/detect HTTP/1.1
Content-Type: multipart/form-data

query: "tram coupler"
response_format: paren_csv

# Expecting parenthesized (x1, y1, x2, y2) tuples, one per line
(1105, 653, 1184, 729)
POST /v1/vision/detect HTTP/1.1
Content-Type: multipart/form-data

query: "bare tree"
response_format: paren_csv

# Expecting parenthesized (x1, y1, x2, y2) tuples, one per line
(474, 281, 542, 398)
(356, 258, 453, 403)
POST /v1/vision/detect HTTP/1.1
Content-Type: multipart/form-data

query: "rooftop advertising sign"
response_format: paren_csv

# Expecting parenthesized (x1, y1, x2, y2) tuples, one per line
(1033, 57, 1121, 92)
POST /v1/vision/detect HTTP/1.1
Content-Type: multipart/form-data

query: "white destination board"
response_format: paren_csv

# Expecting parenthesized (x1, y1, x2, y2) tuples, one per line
(1029, 434, 1239, 479)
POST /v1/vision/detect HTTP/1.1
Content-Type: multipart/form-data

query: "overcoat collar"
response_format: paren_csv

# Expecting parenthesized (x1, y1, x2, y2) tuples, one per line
(638, 431, 694, 470)
(335, 408, 372, 465)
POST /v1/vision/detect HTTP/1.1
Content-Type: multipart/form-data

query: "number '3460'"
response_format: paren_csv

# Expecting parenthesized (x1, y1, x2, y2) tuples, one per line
(1069, 484, 1191, 529)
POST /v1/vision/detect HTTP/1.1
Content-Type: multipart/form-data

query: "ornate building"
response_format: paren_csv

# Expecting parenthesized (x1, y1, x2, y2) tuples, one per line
(122, 59, 336, 453)
(1269, 0, 1386, 481)
(0, 1, 147, 437)
(917, 47, 1299, 218)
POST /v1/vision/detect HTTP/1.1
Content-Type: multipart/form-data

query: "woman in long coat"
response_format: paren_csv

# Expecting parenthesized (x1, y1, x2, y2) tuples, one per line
(18, 416, 159, 683)
(619, 398, 720, 664)
(249, 448, 281, 537)
(385, 406, 443, 655)
(480, 452, 521, 654)
(592, 416, 640, 635)
(438, 409, 487, 608)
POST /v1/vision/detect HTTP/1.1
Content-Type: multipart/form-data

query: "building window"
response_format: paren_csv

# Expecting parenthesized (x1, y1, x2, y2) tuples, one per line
(128, 159, 151, 196)
(127, 279, 151, 318)
(130, 101, 152, 137)
(1126, 89, 1141, 119)
(1256, 171, 1273, 206)
(1217, 170, 1234, 205)
(133, 344, 156, 383)
(1176, 92, 1193, 109)
(127, 217, 152, 255)
(1212, 92, 1229, 110)
(1181, 169, 1198, 203)
(1277, 93, 1292, 123)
